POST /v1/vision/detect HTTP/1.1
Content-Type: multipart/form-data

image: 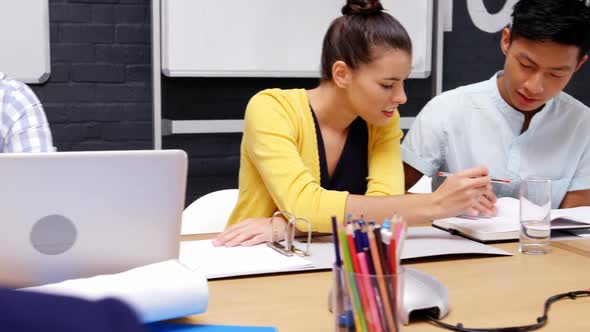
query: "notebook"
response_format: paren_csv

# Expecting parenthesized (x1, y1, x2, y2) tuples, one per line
(433, 197, 590, 242)
(0, 150, 187, 288)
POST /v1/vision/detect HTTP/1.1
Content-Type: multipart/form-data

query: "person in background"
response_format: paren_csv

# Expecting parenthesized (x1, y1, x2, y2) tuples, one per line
(0, 288, 145, 332)
(403, 0, 590, 209)
(0, 72, 54, 152)
(214, 0, 494, 247)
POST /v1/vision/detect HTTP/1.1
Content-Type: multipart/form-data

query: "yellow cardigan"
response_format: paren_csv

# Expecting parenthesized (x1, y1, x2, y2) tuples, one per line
(227, 88, 405, 232)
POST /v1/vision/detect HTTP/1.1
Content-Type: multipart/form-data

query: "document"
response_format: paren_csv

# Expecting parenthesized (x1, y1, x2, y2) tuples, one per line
(179, 240, 313, 279)
(402, 227, 512, 258)
(179, 227, 512, 279)
(297, 228, 512, 263)
(433, 197, 590, 242)
(22, 260, 208, 323)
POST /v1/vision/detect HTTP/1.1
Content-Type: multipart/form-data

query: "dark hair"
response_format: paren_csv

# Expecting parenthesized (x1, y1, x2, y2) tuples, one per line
(511, 0, 590, 60)
(320, 0, 412, 80)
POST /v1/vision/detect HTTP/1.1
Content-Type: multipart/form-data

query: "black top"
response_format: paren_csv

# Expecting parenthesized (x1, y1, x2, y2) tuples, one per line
(311, 107, 369, 195)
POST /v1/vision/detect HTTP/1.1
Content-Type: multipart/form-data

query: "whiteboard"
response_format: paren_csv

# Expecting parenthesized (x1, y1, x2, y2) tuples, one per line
(161, 0, 432, 78)
(0, 0, 50, 84)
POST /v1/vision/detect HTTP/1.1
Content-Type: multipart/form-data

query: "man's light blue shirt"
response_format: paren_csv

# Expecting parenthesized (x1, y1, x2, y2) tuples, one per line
(0, 72, 54, 153)
(402, 72, 590, 208)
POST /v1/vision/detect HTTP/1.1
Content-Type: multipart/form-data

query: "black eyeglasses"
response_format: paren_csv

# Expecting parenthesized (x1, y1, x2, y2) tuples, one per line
(424, 289, 590, 332)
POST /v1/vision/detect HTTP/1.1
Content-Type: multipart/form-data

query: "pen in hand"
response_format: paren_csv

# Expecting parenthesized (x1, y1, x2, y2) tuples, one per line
(437, 171, 511, 184)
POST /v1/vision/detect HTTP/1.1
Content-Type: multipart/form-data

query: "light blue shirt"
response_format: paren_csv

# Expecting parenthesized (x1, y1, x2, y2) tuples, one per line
(402, 72, 590, 208)
(0, 72, 54, 153)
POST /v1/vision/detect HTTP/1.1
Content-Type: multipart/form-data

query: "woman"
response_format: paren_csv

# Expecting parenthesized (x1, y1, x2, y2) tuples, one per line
(215, 0, 495, 247)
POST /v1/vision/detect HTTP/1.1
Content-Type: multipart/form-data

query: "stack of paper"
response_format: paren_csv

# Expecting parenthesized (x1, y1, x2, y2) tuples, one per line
(22, 260, 208, 323)
(179, 240, 313, 279)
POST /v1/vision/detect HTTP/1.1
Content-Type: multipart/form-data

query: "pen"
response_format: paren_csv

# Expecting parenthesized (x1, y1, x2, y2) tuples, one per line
(370, 227, 396, 332)
(437, 171, 511, 184)
(346, 223, 371, 331)
(340, 224, 365, 332)
(331, 217, 349, 332)
(331, 216, 342, 267)
(357, 252, 384, 332)
(380, 218, 392, 245)
(359, 221, 375, 275)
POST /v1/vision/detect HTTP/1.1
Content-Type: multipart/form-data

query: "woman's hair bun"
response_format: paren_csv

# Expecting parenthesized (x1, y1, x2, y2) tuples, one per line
(341, 0, 384, 16)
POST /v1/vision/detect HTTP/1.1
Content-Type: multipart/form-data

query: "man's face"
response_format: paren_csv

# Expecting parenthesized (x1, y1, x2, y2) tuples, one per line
(498, 28, 587, 112)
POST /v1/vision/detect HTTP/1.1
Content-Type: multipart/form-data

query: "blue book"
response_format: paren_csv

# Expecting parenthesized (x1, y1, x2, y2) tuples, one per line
(148, 322, 277, 332)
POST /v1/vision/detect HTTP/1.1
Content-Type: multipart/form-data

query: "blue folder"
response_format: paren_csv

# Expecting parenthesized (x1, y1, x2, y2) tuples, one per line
(148, 322, 277, 332)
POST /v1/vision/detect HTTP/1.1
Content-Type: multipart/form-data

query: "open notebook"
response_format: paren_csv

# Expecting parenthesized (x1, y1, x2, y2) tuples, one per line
(433, 197, 590, 242)
(178, 227, 512, 279)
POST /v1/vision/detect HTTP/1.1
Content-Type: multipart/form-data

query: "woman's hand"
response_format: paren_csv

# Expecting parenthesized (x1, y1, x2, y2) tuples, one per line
(213, 217, 286, 247)
(430, 166, 495, 218)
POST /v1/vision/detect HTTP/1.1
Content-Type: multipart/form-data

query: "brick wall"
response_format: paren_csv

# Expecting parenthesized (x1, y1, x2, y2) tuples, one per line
(30, 0, 153, 152)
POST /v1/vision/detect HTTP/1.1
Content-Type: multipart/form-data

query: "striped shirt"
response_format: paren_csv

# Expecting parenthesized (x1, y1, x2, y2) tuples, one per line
(0, 72, 54, 153)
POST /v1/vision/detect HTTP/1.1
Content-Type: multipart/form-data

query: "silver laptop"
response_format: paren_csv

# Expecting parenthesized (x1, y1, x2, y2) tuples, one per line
(0, 149, 187, 288)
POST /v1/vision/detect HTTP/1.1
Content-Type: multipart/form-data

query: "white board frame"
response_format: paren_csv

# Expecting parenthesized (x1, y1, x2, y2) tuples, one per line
(0, 0, 51, 84)
(161, 0, 432, 78)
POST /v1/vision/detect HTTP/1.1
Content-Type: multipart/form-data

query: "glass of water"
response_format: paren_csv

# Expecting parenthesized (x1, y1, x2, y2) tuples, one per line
(519, 177, 552, 254)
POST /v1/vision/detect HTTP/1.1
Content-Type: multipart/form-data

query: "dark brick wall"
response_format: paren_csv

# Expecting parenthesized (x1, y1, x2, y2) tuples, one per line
(30, 0, 152, 152)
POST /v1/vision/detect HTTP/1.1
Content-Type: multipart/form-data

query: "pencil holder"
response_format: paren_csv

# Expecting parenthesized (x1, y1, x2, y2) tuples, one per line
(332, 264, 405, 332)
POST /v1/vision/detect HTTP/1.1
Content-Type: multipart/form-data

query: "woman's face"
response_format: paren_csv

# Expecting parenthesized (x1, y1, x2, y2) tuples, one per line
(346, 48, 412, 126)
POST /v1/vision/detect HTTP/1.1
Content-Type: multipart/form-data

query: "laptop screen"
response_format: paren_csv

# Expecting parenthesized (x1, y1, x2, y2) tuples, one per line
(0, 150, 187, 288)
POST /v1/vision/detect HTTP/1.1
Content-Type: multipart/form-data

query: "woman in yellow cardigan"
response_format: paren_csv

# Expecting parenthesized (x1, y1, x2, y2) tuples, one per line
(215, 0, 495, 247)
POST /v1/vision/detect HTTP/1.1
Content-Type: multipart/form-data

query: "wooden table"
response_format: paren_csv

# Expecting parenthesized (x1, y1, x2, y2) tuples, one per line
(551, 238, 590, 258)
(176, 237, 590, 331)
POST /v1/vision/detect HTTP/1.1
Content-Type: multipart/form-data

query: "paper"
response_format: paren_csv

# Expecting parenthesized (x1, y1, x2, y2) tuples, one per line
(286, 227, 512, 269)
(22, 260, 208, 323)
(148, 323, 276, 332)
(253, 228, 513, 272)
(441, 197, 521, 234)
(287, 228, 512, 268)
(402, 227, 513, 258)
(552, 206, 590, 222)
(178, 227, 512, 280)
(292, 228, 513, 263)
(179, 240, 313, 279)
(436, 197, 590, 236)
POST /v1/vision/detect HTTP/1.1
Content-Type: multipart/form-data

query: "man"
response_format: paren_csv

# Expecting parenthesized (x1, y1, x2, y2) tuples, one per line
(402, 0, 590, 210)
(0, 72, 54, 152)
